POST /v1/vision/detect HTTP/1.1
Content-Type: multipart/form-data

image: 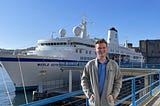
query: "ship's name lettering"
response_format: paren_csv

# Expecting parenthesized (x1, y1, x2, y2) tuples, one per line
(37, 63, 60, 67)
(37, 63, 49, 66)
(37, 62, 85, 67)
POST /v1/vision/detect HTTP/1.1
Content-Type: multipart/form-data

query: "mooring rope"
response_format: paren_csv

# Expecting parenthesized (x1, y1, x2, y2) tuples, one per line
(17, 56, 28, 104)
(0, 65, 13, 106)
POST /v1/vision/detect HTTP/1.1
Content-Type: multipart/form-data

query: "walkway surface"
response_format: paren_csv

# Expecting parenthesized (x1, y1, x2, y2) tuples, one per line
(153, 97, 160, 106)
(146, 92, 160, 106)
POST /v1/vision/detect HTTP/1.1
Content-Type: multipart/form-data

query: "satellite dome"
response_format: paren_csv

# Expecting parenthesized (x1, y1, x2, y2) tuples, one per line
(59, 28, 66, 37)
(73, 26, 81, 36)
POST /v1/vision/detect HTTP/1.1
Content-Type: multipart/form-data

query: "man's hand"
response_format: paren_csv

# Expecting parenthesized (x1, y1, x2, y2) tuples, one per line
(108, 94, 114, 101)
(89, 94, 95, 103)
(108, 94, 118, 102)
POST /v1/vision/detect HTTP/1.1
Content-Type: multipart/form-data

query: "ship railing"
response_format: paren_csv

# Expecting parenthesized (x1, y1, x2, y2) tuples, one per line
(21, 71, 160, 106)
(57, 61, 160, 69)
(120, 62, 160, 69)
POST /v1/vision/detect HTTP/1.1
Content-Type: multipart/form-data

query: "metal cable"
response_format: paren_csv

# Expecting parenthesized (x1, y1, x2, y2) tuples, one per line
(17, 56, 28, 104)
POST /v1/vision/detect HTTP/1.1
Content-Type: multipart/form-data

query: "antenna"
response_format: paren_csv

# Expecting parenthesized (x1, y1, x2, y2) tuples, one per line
(51, 32, 55, 40)
(80, 14, 94, 38)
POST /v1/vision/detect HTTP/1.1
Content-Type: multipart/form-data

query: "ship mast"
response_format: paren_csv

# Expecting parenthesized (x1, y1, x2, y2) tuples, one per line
(80, 16, 87, 38)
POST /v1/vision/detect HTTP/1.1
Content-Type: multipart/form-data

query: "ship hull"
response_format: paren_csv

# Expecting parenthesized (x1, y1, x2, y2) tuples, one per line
(0, 55, 83, 91)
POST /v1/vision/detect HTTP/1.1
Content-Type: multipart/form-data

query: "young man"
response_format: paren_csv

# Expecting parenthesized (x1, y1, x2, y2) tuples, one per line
(81, 39, 122, 106)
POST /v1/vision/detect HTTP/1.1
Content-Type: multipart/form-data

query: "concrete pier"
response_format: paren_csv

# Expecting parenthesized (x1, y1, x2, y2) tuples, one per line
(120, 68, 158, 76)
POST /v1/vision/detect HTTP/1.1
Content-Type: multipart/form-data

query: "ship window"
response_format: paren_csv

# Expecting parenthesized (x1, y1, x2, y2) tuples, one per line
(40, 42, 68, 46)
(76, 49, 78, 53)
(115, 34, 117, 38)
(86, 50, 88, 54)
(46, 43, 50, 46)
(133, 56, 138, 59)
(89, 51, 91, 54)
(41, 43, 44, 46)
(70, 42, 94, 48)
(79, 49, 82, 53)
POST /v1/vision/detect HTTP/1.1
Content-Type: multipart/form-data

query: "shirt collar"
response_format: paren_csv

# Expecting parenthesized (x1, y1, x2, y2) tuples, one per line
(97, 58, 108, 64)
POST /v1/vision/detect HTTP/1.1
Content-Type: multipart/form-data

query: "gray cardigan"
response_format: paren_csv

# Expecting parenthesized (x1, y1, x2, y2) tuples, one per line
(81, 58, 122, 106)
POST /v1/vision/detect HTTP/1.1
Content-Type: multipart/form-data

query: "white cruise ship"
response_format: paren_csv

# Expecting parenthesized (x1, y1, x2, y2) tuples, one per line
(0, 17, 143, 91)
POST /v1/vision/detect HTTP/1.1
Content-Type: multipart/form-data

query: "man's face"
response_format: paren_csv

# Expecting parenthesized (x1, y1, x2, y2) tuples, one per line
(94, 43, 107, 59)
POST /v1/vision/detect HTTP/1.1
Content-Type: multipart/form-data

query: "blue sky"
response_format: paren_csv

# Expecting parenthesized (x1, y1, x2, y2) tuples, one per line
(0, 0, 160, 49)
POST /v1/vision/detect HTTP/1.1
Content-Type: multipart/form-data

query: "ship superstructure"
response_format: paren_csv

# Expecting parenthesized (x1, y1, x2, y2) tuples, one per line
(0, 17, 143, 91)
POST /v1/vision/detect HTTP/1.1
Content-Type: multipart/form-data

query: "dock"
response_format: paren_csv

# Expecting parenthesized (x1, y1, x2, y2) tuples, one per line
(19, 66, 160, 106)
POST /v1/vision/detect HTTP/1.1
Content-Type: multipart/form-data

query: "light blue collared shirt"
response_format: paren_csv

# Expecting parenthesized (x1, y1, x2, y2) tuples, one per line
(98, 60, 108, 96)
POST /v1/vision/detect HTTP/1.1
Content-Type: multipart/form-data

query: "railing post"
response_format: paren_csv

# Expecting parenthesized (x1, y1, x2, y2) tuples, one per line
(132, 62, 133, 68)
(159, 72, 160, 89)
(145, 64, 148, 68)
(149, 74, 152, 96)
(86, 98, 88, 106)
(69, 70, 72, 92)
(132, 78, 136, 106)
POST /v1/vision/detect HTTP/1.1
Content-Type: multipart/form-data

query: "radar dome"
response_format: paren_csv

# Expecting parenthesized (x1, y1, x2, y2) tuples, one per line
(59, 28, 66, 37)
(73, 26, 81, 36)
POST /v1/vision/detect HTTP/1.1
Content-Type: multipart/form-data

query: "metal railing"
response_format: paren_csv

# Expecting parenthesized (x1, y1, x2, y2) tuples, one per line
(21, 71, 160, 106)
(115, 71, 160, 106)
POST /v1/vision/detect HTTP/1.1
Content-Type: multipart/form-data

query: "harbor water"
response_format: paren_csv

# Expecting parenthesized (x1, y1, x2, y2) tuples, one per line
(0, 68, 33, 106)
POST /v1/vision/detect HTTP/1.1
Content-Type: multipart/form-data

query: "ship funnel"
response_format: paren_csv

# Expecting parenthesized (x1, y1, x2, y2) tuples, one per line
(107, 27, 119, 45)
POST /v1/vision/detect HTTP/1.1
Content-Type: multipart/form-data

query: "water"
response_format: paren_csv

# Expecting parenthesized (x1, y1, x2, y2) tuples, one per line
(0, 68, 33, 106)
